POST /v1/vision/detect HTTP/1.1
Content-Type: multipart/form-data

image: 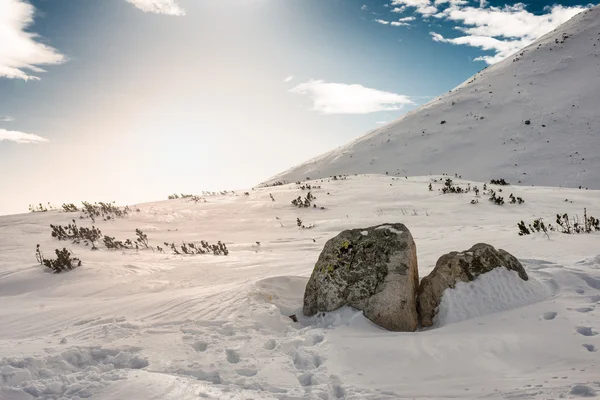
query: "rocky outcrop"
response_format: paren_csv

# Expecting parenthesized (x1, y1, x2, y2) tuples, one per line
(303, 223, 419, 331)
(416, 243, 527, 327)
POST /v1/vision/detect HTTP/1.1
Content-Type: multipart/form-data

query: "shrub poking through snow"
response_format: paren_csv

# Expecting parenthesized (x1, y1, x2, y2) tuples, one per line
(440, 178, 467, 194)
(50, 220, 102, 250)
(517, 209, 599, 236)
(135, 229, 149, 249)
(36, 245, 81, 273)
(61, 203, 78, 212)
(488, 189, 504, 205)
(518, 219, 551, 238)
(164, 240, 229, 256)
(292, 192, 323, 209)
(103, 236, 132, 250)
(508, 193, 524, 204)
(297, 217, 314, 229)
(490, 178, 509, 185)
(29, 203, 55, 212)
(80, 201, 128, 222)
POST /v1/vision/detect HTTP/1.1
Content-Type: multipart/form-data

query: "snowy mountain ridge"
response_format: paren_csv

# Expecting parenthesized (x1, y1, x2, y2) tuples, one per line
(267, 6, 600, 188)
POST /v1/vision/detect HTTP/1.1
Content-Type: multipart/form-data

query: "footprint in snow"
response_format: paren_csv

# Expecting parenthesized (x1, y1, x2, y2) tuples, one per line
(236, 368, 258, 377)
(298, 372, 315, 387)
(542, 312, 557, 320)
(582, 344, 597, 352)
(590, 295, 600, 303)
(226, 349, 240, 364)
(574, 307, 594, 313)
(576, 326, 598, 336)
(192, 341, 208, 352)
(570, 384, 597, 397)
(305, 334, 325, 347)
(264, 339, 277, 350)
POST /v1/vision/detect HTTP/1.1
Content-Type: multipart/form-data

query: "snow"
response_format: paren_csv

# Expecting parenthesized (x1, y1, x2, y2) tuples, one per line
(1, 174, 600, 399)
(267, 5, 600, 189)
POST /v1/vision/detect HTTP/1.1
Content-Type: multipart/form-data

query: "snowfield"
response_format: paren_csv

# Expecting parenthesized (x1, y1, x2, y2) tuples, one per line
(267, 6, 600, 189)
(1, 175, 599, 399)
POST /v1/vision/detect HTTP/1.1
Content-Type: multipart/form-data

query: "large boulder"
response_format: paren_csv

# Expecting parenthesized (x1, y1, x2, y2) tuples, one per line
(416, 243, 528, 327)
(303, 223, 419, 331)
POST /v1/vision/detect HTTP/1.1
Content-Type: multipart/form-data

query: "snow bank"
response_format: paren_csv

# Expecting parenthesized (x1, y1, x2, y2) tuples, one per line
(435, 267, 555, 326)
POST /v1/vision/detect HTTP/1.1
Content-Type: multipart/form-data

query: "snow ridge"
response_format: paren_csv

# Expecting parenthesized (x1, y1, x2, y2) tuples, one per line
(267, 6, 600, 189)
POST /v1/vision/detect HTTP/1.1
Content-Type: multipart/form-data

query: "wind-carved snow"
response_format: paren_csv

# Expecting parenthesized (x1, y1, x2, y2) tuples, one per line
(1, 174, 600, 399)
(267, 6, 600, 189)
(434, 267, 555, 327)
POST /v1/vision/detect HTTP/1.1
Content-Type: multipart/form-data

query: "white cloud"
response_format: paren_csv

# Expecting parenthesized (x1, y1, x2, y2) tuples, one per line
(289, 80, 414, 115)
(127, 0, 186, 16)
(391, 0, 438, 16)
(0, 116, 15, 122)
(391, 6, 407, 13)
(0, 129, 49, 144)
(398, 16, 416, 21)
(361, 4, 369, 11)
(394, 0, 590, 64)
(375, 19, 391, 24)
(0, 0, 65, 80)
(391, 21, 411, 26)
(284, 75, 294, 83)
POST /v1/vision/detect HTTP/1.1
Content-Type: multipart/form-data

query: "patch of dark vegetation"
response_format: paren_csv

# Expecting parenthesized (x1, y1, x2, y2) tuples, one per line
(80, 201, 131, 222)
(518, 209, 600, 236)
(292, 192, 325, 209)
(490, 178, 509, 185)
(36, 245, 81, 273)
(61, 203, 79, 212)
(50, 220, 102, 250)
(29, 203, 56, 213)
(164, 240, 229, 256)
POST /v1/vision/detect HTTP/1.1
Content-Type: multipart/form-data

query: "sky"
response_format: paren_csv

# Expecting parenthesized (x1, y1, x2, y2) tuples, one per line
(0, 0, 595, 215)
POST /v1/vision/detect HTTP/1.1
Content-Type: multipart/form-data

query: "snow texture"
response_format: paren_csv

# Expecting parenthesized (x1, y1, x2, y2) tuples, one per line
(1, 174, 600, 399)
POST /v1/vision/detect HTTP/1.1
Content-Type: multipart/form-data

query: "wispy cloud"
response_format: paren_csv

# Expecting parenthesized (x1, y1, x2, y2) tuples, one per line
(375, 19, 391, 25)
(385, 0, 590, 65)
(0, 116, 15, 122)
(283, 75, 294, 83)
(0, 0, 66, 80)
(290, 80, 414, 115)
(430, 3, 588, 64)
(0, 129, 49, 144)
(361, 4, 369, 11)
(392, 0, 438, 16)
(127, 0, 186, 16)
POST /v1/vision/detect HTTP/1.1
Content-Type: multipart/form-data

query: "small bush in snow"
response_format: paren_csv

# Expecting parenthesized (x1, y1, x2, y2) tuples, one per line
(440, 178, 467, 194)
(488, 189, 504, 205)
(291, 192, 324, 209)
(508, 193, 525, 204)
(517, 209, 599, 236)
(80, 201, 128, 222)
(297, 217, 314, 229)
(29, 203, 55, 213)
(164, 240, 229, 256)
(61, 203, 79, 212)
(490, 178, 509, 186)
(51, 220, 102, 250)
(36, 245, 81, 273)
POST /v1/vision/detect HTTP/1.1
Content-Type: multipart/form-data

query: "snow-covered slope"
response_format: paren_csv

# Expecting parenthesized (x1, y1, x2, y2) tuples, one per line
(1, 176, 600, 399)
(267, 6, 600, 188)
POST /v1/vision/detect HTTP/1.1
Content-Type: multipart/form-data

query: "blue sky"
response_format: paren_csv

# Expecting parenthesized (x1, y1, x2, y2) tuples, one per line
(0, 0, 594, 214)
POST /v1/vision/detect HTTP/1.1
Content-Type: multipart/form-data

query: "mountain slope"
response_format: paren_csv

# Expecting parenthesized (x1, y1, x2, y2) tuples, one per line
(267, 6, 600, 188)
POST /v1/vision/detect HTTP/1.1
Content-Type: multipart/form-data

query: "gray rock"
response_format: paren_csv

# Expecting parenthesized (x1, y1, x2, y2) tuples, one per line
(417, 243, 528, 327)
(303, 223, 419, 331)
